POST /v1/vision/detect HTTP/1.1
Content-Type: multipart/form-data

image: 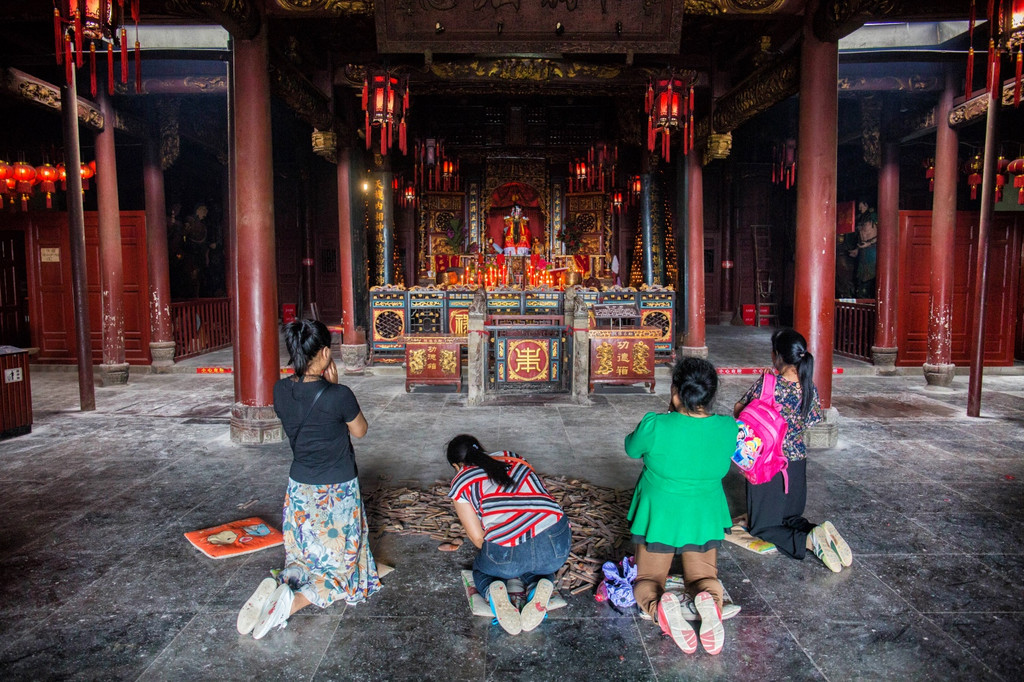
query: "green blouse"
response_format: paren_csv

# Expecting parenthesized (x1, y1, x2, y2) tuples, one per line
(624, 411, 738, 548)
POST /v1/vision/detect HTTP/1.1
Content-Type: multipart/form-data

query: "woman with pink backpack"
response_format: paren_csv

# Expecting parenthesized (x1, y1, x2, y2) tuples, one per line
(733, 328, 852, 572)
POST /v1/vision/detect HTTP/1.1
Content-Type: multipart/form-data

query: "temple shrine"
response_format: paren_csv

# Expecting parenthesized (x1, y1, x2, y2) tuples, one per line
(0, 1, 1021, 441)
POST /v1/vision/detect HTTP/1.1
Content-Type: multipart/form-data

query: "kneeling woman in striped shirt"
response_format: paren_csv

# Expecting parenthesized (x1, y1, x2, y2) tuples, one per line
(447, 434, 571, 635)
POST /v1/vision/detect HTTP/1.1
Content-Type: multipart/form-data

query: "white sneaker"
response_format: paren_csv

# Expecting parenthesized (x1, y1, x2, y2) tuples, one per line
(236, 577, 277, 635)
(252, 584, 294, 640)
(694, 591, 725, 655)
(657, 593, 697, 654)
(487, 582, 522, 635)
(520, 579, 554, 632)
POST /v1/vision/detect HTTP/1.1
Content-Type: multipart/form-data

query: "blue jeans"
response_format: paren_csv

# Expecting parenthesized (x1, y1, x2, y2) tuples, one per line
(473, 516, 571, 598)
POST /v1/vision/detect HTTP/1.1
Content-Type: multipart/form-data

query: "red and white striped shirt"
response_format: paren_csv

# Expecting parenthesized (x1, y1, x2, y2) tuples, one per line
(448, 453, 564, 547)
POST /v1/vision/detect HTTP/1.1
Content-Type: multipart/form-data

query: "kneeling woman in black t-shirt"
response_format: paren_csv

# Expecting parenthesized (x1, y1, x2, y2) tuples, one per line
(237, 319, 381, 640)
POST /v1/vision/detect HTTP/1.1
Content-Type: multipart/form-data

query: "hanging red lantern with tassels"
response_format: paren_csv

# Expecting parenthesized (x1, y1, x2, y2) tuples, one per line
(80, 161, 95, 191)
(54, 1, 141, 95)
(0, 160, 11, 205)
(1007, 157, 1024, 203)
(645, 72, 693, 162)
(966, 154, 984, 200)
(923, 157, 936, 192)
(13, 162, 36, 212)
(36, 164, 59, 208)
(968, 0, 1024, 105)
(362, 68, 409, 156)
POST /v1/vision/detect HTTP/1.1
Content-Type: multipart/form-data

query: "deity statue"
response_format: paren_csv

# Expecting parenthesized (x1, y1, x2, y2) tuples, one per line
(501, 203, 531, 256)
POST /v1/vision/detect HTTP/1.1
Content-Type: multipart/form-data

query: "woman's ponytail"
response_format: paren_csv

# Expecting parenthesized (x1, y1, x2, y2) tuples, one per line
(771, 327, 815, 419)
(446, 434, 513, 487)
(796, 350, 814, 419)
(283, 319, 331, 378)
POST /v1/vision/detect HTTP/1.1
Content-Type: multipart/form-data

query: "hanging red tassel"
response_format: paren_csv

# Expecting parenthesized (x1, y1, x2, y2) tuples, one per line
(969, 173, 982, 200)
(966, 47, 975, 99)
(121, 28, 128, 83)
(90, 42, 97, 97)
(966, 0, 976, 98)
(662, 129, 670, 163)
(131, 0, 140, 24)
(365, 112, 371, 150)
(134, 39, 141, 93)
(987, 38, 996, 92)
(54, 9, 64, 66)
(689, 113, 694, 151)
(74, 6, 83, 68)
(1015, 49, 1022, 107)
(995, 173, 1006, 202)
(65, 39, 73, 84)
(991, 42, 1002, 99)
(107, 43, 115, 94)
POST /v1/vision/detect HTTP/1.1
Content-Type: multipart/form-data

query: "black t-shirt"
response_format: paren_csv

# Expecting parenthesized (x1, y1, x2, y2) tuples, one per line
(273, 377, 362, 485)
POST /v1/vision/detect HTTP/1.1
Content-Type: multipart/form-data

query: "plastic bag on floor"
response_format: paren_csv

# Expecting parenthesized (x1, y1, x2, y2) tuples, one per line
(595, 555, 637, 609)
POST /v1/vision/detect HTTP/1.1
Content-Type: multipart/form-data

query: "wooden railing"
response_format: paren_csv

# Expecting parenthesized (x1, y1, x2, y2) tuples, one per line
(834, 299, 875, 362)
(171, 297, 232, 360)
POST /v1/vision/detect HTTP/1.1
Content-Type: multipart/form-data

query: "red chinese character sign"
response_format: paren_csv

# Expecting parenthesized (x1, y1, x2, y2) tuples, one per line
(494, 337, 562, 385)
(588, 329, 658, 393)
(404, 335, 463, 392)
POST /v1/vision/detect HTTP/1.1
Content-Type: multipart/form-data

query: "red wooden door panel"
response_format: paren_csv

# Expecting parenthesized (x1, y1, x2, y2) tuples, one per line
(897, 211, 1020, 367)
(30, 211, 150, 364)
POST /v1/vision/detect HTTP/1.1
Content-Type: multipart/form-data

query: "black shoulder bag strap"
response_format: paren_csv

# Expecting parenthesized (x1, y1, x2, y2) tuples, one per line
(291, 383, 328, 444)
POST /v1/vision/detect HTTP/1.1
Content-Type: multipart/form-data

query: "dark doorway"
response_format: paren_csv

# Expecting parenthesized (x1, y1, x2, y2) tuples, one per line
(0, 230, 29, 348)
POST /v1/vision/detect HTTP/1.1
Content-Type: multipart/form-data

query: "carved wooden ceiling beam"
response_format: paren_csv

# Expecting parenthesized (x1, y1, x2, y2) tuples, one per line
(270, 0, 372, 16)
(135, 76, 228, 96)
(161, 0, 261, 39)
(948, 80, 1018, 129)
(3, 68, 104, 131)
(838, 75, 942, 92)
(268, 59, 333, 131)
(683, 0, 804, 15)
(695, 49, 800, 142)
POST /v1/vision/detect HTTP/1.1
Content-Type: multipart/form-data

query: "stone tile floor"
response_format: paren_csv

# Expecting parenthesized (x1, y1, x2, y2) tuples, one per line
(1, 326, 1022, 680)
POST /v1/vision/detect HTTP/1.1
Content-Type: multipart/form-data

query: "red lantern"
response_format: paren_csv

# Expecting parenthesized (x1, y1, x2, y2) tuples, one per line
(1008, 157, 1024, 204)
(645, 73, 693, 162)
(36, 163, 59, 208)
(630, 175, 641, 196)
(0, 159, 11, 183)
(966, 154, 984, 200)
(13, 162, 36, 211)
(81, 161, 96, 191)
(923, 157, 936, 192)
(403, 183, 416, 204)
(362, 68, 409, 156)
(56, 163, 68, 191)
(612, 190, 623, 210)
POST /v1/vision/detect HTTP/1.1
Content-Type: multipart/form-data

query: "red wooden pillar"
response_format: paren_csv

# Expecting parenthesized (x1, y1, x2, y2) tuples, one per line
(60, 75, 95, 410)
(793, 5, 838, 410)
(229, 19, 282, 444)
(143, 132, 175, 371)
(872, 134, 899, 373)
(94, 87, 128, 385)
(681, 149, 707, 357)
(337, 146, 367, 372)
(924, 68, 958, 388)
(967, 59, 1001, 416)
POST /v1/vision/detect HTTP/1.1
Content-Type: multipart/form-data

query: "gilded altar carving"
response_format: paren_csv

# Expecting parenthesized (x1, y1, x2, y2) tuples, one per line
(683, 0, 722, 14)
(813, 0, 898, 43)
(163, 0, 261, 38)
(860, 95, 881, 169)
(711, 51, 799, 134)
(702, 133, 732, 165)
(6, 68, 104, 130)
(273, 0, 373, 14)
(949, 82, 1017, 128)
(158, 98, 180, 171)
(312, 130, 337, 163)
(431, 59, 622, 82)
(267, 60, 333, 131)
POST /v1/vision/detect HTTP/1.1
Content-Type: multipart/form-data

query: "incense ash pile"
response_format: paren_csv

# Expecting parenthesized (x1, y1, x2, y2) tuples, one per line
(364, 477, 634, 595)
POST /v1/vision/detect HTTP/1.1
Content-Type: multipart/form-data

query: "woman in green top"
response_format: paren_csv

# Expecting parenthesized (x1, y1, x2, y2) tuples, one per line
(625, 357, 738, 656)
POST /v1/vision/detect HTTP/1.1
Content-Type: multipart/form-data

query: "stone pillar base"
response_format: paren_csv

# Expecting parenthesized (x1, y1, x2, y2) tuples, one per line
(718, 311, 735, 326)
(871, 346, 898, 375)
(149, 341, 176, 374)
(230, 403, 283, 445)
(340, 344, 368, 375)
(677, 345, 709, 359)
(96, 363, 130, 386)
(571, 314, 592, 406)
(923, 363, 955, 388)
(806, 406, 839, 449)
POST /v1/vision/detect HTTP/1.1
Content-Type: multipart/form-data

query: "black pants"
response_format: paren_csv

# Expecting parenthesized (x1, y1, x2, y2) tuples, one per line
(746, 459, 815, 560)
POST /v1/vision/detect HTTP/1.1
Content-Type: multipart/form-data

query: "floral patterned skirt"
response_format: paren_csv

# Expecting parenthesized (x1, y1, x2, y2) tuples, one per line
(280, 477, 382, 608)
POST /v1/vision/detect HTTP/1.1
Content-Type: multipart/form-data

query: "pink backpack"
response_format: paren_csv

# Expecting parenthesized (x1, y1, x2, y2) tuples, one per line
(734, 372, 790, 492)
